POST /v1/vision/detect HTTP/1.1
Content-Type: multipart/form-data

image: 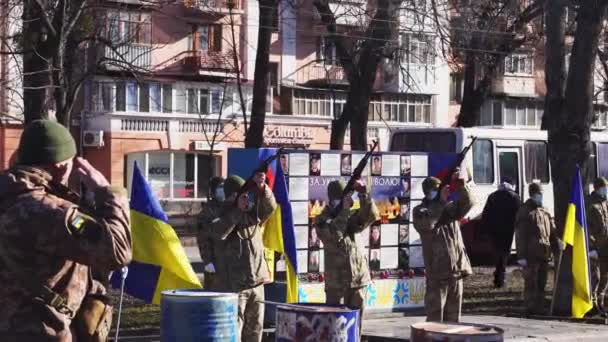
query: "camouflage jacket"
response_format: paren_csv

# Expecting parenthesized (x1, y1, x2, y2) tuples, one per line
(515, 199, 558, 262)
(316, 192, 380, 290)
(412, 185, 474, 281)
(0, 166, 132, 341)
(197, 199, 223, 267)
(206, 186, 277, 292)
(587, 192, 608, 257)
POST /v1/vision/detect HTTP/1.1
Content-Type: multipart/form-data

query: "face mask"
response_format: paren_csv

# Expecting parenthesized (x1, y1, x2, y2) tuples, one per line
(532, 193, 543, 206)
(248, 193, 256, 209)
(214, 186, 225, 202)
(598, 187, 608, 199)
(426, 190, 438, 201)
(331, 199, 341, 208)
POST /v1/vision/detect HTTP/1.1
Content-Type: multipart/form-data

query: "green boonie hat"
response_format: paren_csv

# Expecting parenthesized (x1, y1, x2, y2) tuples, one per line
(224, 175, 245, 198)
(529, 182, 542, 195)
(17, 120, 77, 165)
(594, 177, 608, 190)
(422, 177, 441, 195)
(328, 180, 346, 200)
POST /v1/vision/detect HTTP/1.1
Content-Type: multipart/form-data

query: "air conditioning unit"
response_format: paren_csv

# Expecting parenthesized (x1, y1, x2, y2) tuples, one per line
(83, 130, 104, 147)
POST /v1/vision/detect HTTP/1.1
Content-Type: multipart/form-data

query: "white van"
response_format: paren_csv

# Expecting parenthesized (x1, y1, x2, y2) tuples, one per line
(388, 127, 608, 263)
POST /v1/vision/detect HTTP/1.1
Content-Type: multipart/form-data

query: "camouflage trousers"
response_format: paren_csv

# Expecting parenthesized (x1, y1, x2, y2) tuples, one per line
(238, 284, 265, 342)
(425, 277, 463, 322)
(326, 286, 368, 336)
(591, 257, 608, 309)
(523, 262, 549, 315)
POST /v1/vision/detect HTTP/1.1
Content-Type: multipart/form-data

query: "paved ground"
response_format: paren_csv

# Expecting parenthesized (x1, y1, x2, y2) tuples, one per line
(363, 315, 608, 341)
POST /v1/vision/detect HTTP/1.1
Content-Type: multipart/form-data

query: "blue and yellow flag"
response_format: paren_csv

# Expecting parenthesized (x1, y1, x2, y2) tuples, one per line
(259, 149, 299, 303)
(111, 162, 202, 304)
(562, 165, 593, 318)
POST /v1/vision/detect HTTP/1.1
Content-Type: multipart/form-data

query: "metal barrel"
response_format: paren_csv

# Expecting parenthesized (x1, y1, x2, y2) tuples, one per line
(411, 322, 504, 342)
(160, 290, 238, 342)
(275, 303, 360, 342)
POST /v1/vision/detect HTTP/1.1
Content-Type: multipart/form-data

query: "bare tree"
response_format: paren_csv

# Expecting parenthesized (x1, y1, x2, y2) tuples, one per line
(449, 0, 544, 127)
(543, 0, 608, 315)
(6, 0, 168, 126)
(313, 0, 399, 150)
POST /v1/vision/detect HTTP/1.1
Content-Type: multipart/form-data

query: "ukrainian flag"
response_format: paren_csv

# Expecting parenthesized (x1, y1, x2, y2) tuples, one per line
(111, 162, 202, 304)
(562, 165, 593, 318)
(259, 149, 299, 303)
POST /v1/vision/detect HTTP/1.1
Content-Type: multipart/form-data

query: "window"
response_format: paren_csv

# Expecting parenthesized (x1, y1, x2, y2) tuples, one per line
(107, 12, 151, 45)
(481, 99, 543, 128)
(402, 33, 434, 65)
(293, 90, 346, 117)
(450, 73, 463, 103)
(108, 80, 173, 113)
(180, 87, 222, 115)
(473, 139, 494, 184)
(368, 94, 432, 124)
(126, 152, 219, 200)
(268, 62, 279, 95)
(524, 141, 549, 183)
(192, 25, 222, 52)
(91, 82, 114, 112)
(390, 132, 456, 153)
(505, 53, 533, 76)
(597, 143, 608, 178)
(318, 37, 337, 66)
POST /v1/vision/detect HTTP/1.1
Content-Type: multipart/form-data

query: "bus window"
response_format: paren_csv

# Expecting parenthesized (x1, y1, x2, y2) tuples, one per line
(390, 132, 456, 153)
(597, 143, 608, 178)
(588, 142, 598, 182)
(472, 139, 493, 184)
(524, 141, 549, 183)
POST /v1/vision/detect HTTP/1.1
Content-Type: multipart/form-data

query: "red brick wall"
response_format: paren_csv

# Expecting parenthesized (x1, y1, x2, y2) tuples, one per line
(0, 124, 22, 169)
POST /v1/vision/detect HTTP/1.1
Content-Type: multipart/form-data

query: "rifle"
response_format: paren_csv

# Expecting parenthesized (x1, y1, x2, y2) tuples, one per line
(331, 140, 379, 217)
(437, 136, 477, 195)
(234, 148, 284, 203)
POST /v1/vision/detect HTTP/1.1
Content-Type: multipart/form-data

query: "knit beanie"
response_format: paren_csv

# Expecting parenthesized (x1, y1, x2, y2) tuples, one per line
(328, 180, 346, 200)
(17, 120, 77, 165)
(224, 175, 245, 198)
(422, 177, 441, 195)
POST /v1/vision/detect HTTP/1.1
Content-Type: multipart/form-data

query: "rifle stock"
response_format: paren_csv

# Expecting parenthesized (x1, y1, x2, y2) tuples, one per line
(234, 148, 284, 203)
(331, 140, 379, 216)
(438, 136, 477, 192)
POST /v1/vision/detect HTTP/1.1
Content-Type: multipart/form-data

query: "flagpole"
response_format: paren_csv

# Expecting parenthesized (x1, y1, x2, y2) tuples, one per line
(114, 267, 129, 341)
(550, 248, 564, 316)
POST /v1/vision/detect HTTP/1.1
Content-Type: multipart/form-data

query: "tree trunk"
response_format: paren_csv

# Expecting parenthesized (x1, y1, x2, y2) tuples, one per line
(22, 2, 54, 124)
(457, 51, 479, 127)
(245, 0, 277, 148)
(546, 0, 608, 316)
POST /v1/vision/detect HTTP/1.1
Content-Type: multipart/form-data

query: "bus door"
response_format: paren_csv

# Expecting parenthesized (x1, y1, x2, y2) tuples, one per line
(497, 147, 523, 198)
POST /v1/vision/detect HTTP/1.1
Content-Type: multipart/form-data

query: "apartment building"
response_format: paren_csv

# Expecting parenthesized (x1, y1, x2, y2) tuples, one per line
(76, 0, 450, 209)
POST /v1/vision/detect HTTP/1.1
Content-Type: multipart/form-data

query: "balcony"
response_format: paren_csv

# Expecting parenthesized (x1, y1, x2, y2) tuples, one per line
(491, 74, 536, 97)
(296, 63, 347, 86)
(102, 44, 152, 71)
(182, 50, 236, 74)
(183, 0, 242, 14)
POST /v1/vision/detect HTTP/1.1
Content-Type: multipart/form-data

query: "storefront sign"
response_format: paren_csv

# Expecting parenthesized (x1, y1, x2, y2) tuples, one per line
(264, 125, 315, 146)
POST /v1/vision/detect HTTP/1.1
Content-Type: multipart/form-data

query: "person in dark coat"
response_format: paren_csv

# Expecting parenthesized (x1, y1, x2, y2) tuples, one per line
(481, 178, 522, 288)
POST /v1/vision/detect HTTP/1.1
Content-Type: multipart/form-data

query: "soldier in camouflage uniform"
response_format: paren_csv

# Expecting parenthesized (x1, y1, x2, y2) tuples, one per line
(197, 176, 225, 290)
(586, 178, 608, 315)
(205, 173, 276, 342)
(412, 172, 473, 322)
(515, 183, 563, 316)
(0, 120, 132, 341)
(316, 179, 380, 319)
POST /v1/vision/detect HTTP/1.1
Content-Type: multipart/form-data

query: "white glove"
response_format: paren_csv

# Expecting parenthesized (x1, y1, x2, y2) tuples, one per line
(204, 263, 216, 273)
(517, 259, 527, 267)
(557, 239, 566, 251)
(590, 250, 599, 260)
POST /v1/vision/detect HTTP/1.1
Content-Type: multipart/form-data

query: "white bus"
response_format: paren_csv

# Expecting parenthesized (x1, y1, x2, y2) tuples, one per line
(388, 127, 608, 263)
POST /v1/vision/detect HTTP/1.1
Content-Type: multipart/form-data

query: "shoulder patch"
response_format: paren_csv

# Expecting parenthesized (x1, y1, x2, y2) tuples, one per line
(67, 209, 95, 235)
